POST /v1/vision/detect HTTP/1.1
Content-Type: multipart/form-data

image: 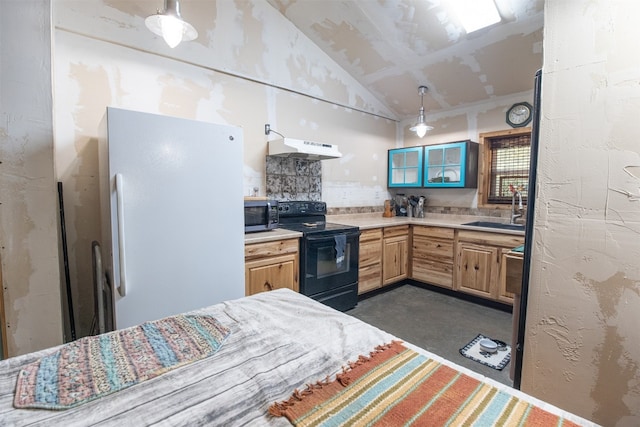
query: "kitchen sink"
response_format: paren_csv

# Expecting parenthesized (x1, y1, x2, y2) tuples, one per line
(461, 221, 525, 231)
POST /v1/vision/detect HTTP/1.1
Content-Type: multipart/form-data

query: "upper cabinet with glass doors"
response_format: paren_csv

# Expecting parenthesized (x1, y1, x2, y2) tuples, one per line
(388, 147, 423, 187)
(423, 141, 479, 188)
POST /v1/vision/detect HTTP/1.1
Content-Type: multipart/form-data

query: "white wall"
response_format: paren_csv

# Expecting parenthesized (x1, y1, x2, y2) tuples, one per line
(521, 1, 640, 425)
(0, 0, 64, 356)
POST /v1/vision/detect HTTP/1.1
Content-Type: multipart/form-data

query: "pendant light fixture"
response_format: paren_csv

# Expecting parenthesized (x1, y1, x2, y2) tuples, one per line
(145, 0, 198, 49)
(409, 86, 434, 138)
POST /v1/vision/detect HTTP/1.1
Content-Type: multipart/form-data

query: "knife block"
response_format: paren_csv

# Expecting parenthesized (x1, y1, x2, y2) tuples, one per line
(383, 200, 394, 217)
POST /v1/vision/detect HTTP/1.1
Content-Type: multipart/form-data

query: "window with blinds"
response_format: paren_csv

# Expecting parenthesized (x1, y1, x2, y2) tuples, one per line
(487, 134, 531, 203)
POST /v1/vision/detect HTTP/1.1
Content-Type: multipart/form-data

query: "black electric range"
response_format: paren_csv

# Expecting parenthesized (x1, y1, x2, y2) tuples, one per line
(277, 201, 358, 234)
(277, 201, 360, 311)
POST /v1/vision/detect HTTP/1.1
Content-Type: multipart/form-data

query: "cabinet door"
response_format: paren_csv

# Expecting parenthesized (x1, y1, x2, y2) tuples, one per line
(245, 253, 299, 296)
(455, 243, 497, 299)
(383, 233, 409, 285)
(498, 249, 520, 304)
(358, 229, 383, 294)
(424, 142, 466, 187)
(388, 147, 423, 187)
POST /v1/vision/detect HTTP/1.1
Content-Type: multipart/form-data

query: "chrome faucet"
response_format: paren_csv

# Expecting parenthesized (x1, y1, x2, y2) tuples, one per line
(510, 187, 524, 224)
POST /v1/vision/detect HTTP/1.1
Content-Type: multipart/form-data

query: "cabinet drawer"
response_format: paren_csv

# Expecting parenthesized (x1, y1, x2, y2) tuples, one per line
(411, 233, 453, 289)
(358, 264, 382, 294)
(412, 260, 453, 288)
(383, 225, 409, 238)
(413, 235, 453, 262)
(360, 228, 382, 242)
(360, 239, 382, 266)
(244, 239, 298, 260)
(412, 226, 454, 240)
(457, 230, 523, 248)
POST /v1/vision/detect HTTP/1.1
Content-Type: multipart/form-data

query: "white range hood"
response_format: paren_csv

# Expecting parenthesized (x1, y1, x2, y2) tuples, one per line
(268, 137, 342, 160)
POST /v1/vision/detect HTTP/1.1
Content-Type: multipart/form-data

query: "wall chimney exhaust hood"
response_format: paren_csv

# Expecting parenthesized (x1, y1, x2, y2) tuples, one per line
(268, 138, 342, 160)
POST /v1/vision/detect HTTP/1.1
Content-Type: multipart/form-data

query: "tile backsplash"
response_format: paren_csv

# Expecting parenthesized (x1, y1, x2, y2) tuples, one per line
(265, 155, 517, 222)
(266, 156, 322, 201)
(327, 204, 517, 221)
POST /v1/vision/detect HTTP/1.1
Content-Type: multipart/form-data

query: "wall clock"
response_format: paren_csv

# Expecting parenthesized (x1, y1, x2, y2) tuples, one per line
(506, 102, 533, 128)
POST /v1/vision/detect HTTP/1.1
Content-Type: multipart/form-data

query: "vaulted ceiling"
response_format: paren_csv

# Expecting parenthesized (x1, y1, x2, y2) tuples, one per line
(266, 0, 544, 121)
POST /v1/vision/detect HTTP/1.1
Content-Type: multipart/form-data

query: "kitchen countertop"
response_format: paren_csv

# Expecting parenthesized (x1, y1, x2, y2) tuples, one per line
(244, 228, 302, 244)
(327, 213, 526, 235)
(244, 212, 525, 245)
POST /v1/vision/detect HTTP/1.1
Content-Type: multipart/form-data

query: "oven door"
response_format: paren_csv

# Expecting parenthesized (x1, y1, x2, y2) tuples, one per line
(301, 230, 360, 296)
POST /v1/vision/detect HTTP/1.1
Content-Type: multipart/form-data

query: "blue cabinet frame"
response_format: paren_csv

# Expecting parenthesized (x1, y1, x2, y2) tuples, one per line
(423, 141, 479, 188)
(388, 147, 423, 187)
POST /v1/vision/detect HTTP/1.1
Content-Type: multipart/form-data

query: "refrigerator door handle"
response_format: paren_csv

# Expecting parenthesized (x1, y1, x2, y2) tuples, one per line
(115, 173, 127, 297)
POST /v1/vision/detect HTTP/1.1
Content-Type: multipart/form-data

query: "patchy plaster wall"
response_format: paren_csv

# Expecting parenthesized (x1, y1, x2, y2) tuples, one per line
(52, 0, 397, 338)
(3, 0, 544, 363)
(397, 92, 535, 209)
(0, 0, 64, 357)
(521, 1, 640, 425)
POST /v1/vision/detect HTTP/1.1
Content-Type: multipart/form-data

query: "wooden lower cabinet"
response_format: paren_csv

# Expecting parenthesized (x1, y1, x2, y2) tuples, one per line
(382, 225, 409, 285)
(355, 223, 523, 305)
(454, 230, 524, 304)
(455, 243, 497, 299)
(358, 228, 383, 294)
(500, 250, 523, 304)
(411, 226, 454, 289)
(244, 239, 299, 296)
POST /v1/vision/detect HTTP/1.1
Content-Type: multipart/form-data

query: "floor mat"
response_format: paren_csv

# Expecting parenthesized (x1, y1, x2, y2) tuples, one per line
(459, 334, 511, 371)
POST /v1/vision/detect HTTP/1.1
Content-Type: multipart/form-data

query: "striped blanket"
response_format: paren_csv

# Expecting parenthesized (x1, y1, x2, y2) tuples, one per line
(14, 314, 230, 409)
(270, 341, 580, 427)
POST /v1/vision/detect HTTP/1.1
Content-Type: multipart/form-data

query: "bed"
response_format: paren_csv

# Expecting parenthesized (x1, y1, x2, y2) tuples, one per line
(0, 289, 595, 426)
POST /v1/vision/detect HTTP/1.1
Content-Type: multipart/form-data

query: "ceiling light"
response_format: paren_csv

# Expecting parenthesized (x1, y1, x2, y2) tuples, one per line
(450, 0, 501, 34)
(409, 86, 433, 138)
(145, 0, 198, 48)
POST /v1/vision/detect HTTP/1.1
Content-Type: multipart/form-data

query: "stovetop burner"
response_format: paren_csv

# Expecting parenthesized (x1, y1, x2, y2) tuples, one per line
(279, 221, 358, 235)
(277, 201, 358, 236)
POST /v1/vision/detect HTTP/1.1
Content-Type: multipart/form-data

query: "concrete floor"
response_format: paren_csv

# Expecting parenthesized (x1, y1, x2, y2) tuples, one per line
(346, 284, 514, 387)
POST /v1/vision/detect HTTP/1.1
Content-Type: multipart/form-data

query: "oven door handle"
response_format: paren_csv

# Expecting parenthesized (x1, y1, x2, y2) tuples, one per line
(305, 231, 360, 242)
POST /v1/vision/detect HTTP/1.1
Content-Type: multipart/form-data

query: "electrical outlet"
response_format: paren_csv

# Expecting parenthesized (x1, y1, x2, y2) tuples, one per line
(265, 124, 270, 135)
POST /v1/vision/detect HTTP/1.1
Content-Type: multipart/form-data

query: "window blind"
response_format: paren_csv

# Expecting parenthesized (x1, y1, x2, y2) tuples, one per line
(488, 134, 531, 203)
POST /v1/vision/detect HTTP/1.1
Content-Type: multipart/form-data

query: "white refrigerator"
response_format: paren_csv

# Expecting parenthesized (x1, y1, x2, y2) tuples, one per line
(98, 107, 245, 330)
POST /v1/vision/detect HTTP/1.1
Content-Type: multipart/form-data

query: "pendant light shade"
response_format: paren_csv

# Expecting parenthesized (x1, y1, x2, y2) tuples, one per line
(145, 0, 198, 48)
(409, 86, 434, 138)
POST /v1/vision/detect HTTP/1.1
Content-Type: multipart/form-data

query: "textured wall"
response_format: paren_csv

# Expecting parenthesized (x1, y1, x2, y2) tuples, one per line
(2, 0, 538, 353)
(2, 0, 542, 365)
(0, 0, 64, 356)
(521, 1, 640, 425)
(52, 0, 397, 338)
(399, 95, 534, 209)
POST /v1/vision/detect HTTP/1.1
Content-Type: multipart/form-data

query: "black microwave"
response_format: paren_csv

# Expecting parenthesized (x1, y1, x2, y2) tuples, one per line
(244, 199, 279, 233)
